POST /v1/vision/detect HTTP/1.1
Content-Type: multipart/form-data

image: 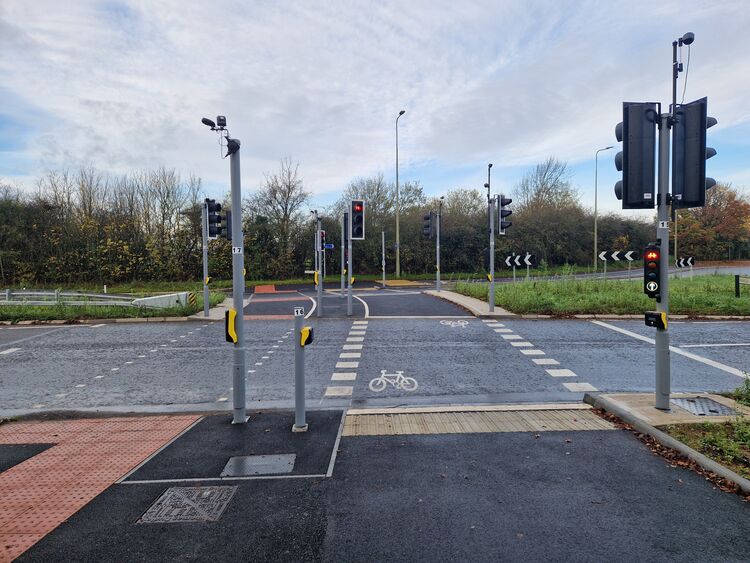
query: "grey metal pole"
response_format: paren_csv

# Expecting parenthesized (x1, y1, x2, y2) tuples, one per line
(436, 203, 441, 292)
(228, 139, 246, 424)
(594, 152, 598, 273)
(293, 310, 307, 431)
(313, 213, 318, 274)
(604, 259, 607, 280)
(489, 196, 495, 312)
(202, 202, 209, 317)
(382, 231, 386, 286)
(340, 215, 345, 299)
(316, 217, 323, 318)
(655, 112, 671, 411)
(395, 110, 405, 278)
(347, 219, 353, 316)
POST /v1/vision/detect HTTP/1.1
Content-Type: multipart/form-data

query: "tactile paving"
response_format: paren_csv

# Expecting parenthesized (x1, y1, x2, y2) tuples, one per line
(0, 415, 199, 560)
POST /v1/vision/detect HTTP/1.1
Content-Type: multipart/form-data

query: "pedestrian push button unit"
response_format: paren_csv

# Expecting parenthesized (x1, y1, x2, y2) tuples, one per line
(225, 308, 238, 343)
(300, 326, 314, 347)
(644, 311, 667, 330)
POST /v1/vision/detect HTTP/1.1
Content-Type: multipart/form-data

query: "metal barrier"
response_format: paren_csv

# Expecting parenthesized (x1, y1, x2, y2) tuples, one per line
(1, 289, 188, 308)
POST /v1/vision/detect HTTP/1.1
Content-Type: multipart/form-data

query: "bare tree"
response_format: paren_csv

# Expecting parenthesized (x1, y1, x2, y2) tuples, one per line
(513, 157, 579, 211)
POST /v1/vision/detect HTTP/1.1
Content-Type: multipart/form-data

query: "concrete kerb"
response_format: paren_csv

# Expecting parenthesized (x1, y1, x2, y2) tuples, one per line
(584, 392, 750, 496)
(423, 289, 515, 318)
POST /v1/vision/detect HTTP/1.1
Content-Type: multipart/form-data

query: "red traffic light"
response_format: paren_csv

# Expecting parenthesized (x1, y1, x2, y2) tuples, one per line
(353, 203, 363, 212)
(645, 250, 659, 261)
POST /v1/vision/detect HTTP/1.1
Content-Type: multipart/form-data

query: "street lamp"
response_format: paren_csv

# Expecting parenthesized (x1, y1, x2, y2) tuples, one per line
(594, 146, 613, 273)
(395, 109, 406, 278)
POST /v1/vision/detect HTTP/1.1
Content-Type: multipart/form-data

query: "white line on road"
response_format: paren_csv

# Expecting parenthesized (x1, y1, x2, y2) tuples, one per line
(94, 375, 104, 379)
(591, 320, 749, 380)
(563, 382, 598, 392)
(325, 386, 353, 397)
(343, 344, 363, 350)
(546, 369, 577, 377)
(533, 359, 560, 365)
(76, 384, 86, 388)
(353, 295, 370, 318)
(111, 368, 119, 372)
(0, 348, 21, 355)
(255, 362, 263, 366)
(679, 343, 750, 348)
(89, 324, 106, 328)
(336, 361, 359, 369)
(339, 352, 361, 359)
(519, 349, 545, 355)
(494, 329, 513, 333)
(510, 342, 534, 347)
(247, 370, 256, 373)
(262, 356, 269, 359)
(353, 321, 368, 325)
(501, 334, 523, 340)
(331, 372, 357, 381)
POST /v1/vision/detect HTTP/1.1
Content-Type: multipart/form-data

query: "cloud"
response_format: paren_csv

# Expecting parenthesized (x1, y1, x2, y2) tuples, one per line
(1, 0, 748, 208)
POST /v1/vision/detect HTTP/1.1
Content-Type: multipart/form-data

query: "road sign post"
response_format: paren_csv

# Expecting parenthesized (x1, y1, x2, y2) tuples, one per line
(436, 207, 441, 292)
(293, 307, 310, 432)
(340, 213, 346, 299)
(655, 112, 671, 411)
(316, 216, 323, 318)
(347, 215, 353, 316)
(382, 231, 386, 286)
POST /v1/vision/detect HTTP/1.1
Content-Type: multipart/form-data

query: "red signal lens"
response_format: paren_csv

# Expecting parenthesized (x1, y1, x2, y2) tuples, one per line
(645, 251, 659, 260)
(354, 204, 363, 212)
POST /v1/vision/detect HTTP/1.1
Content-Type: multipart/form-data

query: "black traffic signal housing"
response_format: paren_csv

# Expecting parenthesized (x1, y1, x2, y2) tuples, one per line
(643, 243, 661, 300)
(498, 195, 512, 234)
(672, 97, 717, 208)
(319, 229, 326, 251)
(614, 102, 658, 209)
(350, 200, 365, 240)
(422, 211, 434, 239)
(206, 198, 226, 239)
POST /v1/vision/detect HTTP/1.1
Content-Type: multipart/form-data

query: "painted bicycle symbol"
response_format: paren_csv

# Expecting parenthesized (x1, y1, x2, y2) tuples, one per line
(440, 319, 469, 328)
(369, 370, 418, 392)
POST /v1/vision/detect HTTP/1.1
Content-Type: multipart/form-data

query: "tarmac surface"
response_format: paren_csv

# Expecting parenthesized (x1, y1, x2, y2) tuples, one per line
(1, 289, 749, 415)
(12, 411, 750, 562)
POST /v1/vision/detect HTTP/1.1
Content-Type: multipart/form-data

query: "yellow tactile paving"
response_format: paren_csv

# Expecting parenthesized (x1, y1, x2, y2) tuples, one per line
(342, 407, 615, 437)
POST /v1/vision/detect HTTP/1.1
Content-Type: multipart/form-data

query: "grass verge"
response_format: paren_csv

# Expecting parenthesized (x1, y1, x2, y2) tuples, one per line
(0, 292, 225, 323)
(454, 274, 750, 316)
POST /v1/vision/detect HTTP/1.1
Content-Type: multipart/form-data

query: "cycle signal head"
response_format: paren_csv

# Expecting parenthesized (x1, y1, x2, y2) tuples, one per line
(643, 243, 661, 300)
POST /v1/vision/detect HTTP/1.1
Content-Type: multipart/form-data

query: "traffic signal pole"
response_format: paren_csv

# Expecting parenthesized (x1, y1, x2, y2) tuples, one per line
(201, 202, 209, 317)
(340, 215, 345, 299)
(228, 138, 247, 424)
(655, 112, 671, 411)
(316, 216, 323, 318)
(488, 196, 495, 312)
(347, 218, 353, 316)
(436, 206, 441, 292)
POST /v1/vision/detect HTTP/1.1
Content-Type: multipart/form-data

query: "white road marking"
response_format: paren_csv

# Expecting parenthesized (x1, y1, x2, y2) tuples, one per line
(510, 342, 534, 347)
(272, 345, 279, 348)
(150, 349, 157, 353)
(76, 384, 86, 388)
(591, 320, 749, 380)
(138, 355, 146, 358)
(32, 404, 45, 409)
(55, 393, 67, 398)
(202, 324, 208, 327)
(336, 361, 359, 369)
(180, 335, 186, 338)
(217, 397, 228, 402)
(331, 372, 357, 381)
(347, 337, 364, 342)
(255, 362, 263, 366)
(680, 343, 750, 348)
(262, 356, 269, 359)
(89, 324, 106, 328)
(353, 295, 370, 318)
(501, 334, 523, 340)
(247, 370, 256, 373)
(325, 386, 353, 397)
(125, 361, 133, 365)
(0, 348, 21, 355)
(546, 369, 577, 377)
(533, 359, 560, 365)
(268, 351, 275, 354)
(343, 344, 363, 350)
(160, 344, 167, 347)
(340, 352, 361, 359)
(520, 349, 545, 356)
(170, 339, 177, 343)
(278, 340, 284, 343)
(563, 382, 598, 392)
(494, 329, 513, 333)
(349, 331, 366, 337)
(95, 375, 104, 379)
(353, 321, 368, 325)
(111, 368, 119, 372)
(481, 319, 495, 323)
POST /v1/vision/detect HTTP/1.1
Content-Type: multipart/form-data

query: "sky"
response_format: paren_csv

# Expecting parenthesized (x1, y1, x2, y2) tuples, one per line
(1, 0, 749, 219)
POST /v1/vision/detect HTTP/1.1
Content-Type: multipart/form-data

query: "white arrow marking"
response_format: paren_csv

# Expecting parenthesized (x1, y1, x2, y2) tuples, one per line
(611, 251, 620, 261)
(514, 255, 522, 267)
(598, 251, 607, 261)
(524, 254, 532, 266)
(505, 256, 512, 267)
(624, 251, 634, 261)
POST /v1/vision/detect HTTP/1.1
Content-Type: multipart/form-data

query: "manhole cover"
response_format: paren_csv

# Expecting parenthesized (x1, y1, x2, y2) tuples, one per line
(670, 397, 737, 417)
(138, 486, 237, 524)
(220, 454, 296, 477)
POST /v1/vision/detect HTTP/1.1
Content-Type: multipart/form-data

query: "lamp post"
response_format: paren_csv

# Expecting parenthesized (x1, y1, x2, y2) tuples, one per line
(594, 146, 613, 273)
(395, 109, 405, 278)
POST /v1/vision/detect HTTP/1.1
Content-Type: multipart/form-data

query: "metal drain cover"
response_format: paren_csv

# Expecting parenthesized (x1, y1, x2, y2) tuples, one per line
(139, 486, 237, 524)
(220, 454, 296, 477)
(670, 397, 737, 417)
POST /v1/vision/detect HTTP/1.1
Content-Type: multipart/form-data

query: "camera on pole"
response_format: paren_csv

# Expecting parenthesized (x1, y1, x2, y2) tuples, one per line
(672, 97, 717, 208)
(614, 102, 658, 209)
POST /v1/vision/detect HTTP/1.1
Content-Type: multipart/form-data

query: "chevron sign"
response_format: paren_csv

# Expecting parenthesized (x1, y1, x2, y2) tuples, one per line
(676, 257, 695, 268)
(505, 253, 536, 267)
(599, 250, 638, 261)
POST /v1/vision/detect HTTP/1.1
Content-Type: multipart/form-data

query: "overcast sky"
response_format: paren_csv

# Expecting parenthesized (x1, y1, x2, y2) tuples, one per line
(1, 0, 748, 218)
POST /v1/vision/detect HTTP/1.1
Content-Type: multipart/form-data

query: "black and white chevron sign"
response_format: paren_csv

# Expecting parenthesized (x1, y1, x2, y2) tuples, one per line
(676, 256, 695, 268)
(598, 250, 638, 262)
(505, 253, 536, 267)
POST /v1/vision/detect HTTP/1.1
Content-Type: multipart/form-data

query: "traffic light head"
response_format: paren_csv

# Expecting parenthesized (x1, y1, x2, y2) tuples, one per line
(422, 212, 434, 239)
(672, 97, 717, 209)
(206, 198, 226, 239)
(643, 243, 661, 299)
(497, 195, 512, 234)
(319, 229, 326, 250)
(614, 102, 658, 209)
(350, 200, 365, 240)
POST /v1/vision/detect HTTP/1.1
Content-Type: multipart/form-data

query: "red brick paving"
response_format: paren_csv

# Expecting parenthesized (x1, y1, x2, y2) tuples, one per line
(0, 415, 200, 562)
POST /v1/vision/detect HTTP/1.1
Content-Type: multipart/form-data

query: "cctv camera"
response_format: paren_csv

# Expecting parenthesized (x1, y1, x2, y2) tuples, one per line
(217, 115, 227, 128)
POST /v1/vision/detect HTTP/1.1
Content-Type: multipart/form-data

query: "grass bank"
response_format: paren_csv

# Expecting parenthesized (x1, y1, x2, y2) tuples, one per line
(0, 292, 225, 323)
(454, 274, 750, 316)
(662, 381, 750, 480)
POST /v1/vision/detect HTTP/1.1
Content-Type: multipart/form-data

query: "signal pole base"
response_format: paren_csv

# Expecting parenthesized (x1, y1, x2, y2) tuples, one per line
(292, 424, 309, 433)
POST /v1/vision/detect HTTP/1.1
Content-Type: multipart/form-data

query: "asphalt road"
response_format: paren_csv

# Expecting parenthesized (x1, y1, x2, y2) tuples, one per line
(20, 417, 750, 562)
(1, 290, 749, 415)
